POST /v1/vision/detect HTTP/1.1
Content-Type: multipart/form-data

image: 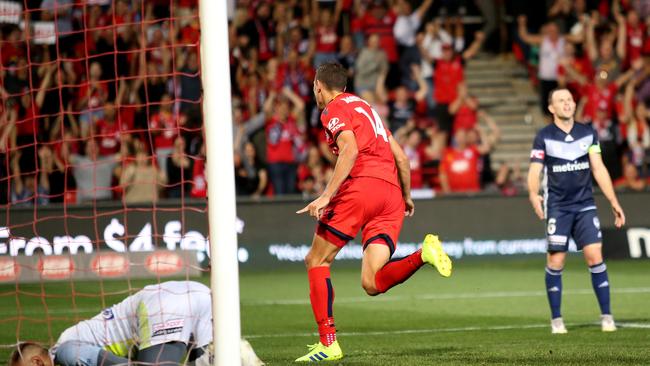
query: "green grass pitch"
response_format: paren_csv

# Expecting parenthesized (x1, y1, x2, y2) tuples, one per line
(1, 256, 649, 365)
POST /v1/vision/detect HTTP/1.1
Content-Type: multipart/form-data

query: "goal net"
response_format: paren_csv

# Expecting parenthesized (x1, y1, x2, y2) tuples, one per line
(0, 0, 211, 357)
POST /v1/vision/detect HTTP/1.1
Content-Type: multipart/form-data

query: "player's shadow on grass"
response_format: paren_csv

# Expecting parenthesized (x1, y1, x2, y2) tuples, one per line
(614, 317, 650, 323)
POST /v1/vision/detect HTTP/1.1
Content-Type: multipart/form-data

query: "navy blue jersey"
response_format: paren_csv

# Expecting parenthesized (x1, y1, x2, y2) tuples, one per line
(530, 122, 601, 212)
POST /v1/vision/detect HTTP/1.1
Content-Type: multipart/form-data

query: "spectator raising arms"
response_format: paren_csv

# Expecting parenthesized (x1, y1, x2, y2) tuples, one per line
(149, 94, 186, 173)
(310, 7, 340, 68)
(354, 34, 388, 95)
(388, 65, 428, 133)
(68, 139, 120, 204)
(518, 15, 583, 115)
(166, 136, 193, 199)
(393, 0, 434, 89)
(621, 79, 650, 173)
(264, 87, 306, 196)
(432, 28, 484, 146)
(120, 151, 167, 203)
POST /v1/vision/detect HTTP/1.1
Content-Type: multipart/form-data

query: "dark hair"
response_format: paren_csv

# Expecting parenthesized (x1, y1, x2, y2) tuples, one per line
(315, 62, 348, 92)
(547, 87, 571, 106)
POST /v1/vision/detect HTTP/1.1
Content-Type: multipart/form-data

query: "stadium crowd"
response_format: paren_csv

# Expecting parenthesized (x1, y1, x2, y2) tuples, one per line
(0, 0, 649, 206)
(516, 0, 650, 192)
(0, 0, 203, 205)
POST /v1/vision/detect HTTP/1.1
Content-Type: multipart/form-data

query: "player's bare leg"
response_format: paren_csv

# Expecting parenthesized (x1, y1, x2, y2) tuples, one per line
(363, 235, 451, 296)
(583, 243, 616, 331)
(304, 234, 341, 269)
(296, 235, 343, 362)
(361, 244, 392, 295)
(546, 251, 567, 334)
(582, 243, 603, 266)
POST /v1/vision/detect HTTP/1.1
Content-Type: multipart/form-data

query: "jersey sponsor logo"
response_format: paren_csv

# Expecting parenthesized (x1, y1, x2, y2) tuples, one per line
(551, 161, 590, 173)
(101, 308, 115, 320)
(145, 252, 184, 276)
(548, 235, 568, 245)
(152, 318, 185, 337)
(530, 149, 545, 160)
(91, 253, 129, 277)
(38, 256, 75, 279)
(0, 257, 20, 282)
(327, 117, 345, 133)
(451, 159, 470, 173)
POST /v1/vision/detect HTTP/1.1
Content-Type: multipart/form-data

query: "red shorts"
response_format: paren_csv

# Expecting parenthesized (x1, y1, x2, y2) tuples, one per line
(316, 177, 404, 256)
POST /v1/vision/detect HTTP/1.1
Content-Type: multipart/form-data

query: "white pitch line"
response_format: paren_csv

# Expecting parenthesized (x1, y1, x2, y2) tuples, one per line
(1, 287, 649, 316)
(244, 322, 650, 339)
(243, 287, 650, 306)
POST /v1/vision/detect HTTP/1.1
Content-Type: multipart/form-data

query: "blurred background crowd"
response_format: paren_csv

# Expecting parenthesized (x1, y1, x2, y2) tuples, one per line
(0, 0, 649, 207)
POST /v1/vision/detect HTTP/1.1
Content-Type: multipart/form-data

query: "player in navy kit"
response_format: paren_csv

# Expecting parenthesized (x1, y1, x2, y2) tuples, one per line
(527, 88, 625, 334)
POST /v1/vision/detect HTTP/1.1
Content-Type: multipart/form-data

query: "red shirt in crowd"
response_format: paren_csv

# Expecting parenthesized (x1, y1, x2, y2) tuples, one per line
(15, 104, 39, 137)
(581, 83, 617, 122)
(453, 102, 478, 133)
(626, 22, 646, 67)
(178, 0, 198, 7)
(265, 115, 302, 164)
(315, 25, 338, 53)
(191, 158, 207, 198)
(150, 111, 180, 149)
(1, 41, 24, 66)
(360, 11, 398, 62)
(440, 145, 480, 192)
(434, 57, 464, 104)
(321, 93, 399, 187)
(179, 23, 200, 45)
(95, 119, 121, 156)
(77, 81, 109, 110)
(118, 105, 136, 133)
(404, 145, 423, 189)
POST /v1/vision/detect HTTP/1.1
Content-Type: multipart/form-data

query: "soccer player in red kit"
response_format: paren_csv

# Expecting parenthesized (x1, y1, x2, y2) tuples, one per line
(295, 63, 452, 362)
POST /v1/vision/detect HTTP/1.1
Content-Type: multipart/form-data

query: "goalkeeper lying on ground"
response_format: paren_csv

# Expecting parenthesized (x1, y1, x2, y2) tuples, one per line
(9, 280, 263, 366)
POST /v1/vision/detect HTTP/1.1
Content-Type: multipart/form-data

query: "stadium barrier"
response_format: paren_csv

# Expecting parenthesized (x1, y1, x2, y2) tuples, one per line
(0, 249, 201, 283)
(1, 192, 649, 276)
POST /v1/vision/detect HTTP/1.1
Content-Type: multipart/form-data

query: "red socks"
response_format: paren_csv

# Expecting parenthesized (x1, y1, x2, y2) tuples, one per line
(308, 266, 336, 346)
(374, 249, 424, 293)
(307, 251, 425, 345)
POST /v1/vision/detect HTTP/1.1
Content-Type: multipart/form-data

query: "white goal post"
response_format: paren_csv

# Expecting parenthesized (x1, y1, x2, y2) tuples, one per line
(198, 1, 242, 365)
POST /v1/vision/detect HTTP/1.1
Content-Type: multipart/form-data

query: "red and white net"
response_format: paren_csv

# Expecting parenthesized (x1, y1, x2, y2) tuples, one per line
(0, 0, 208, 354)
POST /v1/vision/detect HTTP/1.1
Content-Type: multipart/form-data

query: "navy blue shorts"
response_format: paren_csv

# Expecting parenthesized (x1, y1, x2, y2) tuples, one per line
(546, 209, 602, 252)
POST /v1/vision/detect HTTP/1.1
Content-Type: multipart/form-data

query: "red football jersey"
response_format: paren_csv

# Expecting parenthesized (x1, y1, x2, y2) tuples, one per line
(321, 93, 399, 188)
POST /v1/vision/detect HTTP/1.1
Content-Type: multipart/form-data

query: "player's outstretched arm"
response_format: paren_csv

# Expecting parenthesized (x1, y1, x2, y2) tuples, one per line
(589, 151, 626, 228)
(388, 135, 414, 216)
(297, 130, 358, 219)
(527, 162, 545, 220)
